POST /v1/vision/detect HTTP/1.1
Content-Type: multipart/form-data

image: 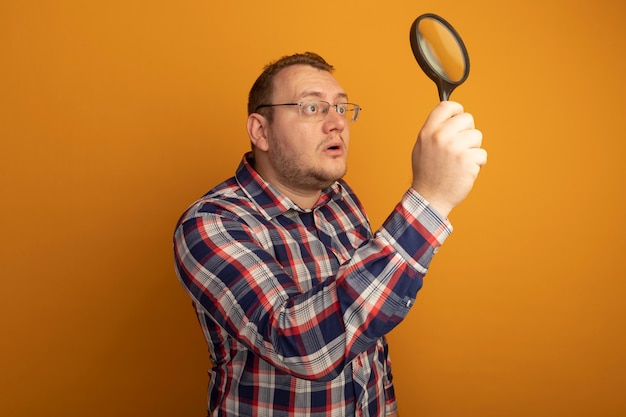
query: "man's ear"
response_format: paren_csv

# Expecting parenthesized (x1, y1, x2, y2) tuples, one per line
(247, 113, 269, 152)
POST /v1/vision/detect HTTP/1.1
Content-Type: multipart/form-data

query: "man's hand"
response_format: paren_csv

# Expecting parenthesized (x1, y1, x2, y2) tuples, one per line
(411, 101, 487, 218)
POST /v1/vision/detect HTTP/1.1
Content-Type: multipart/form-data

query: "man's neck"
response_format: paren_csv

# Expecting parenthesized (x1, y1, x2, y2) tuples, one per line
(276, 186, 322, 210)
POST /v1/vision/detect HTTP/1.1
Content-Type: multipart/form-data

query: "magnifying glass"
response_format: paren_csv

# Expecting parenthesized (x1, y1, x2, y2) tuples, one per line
(410, 13, 470, 101)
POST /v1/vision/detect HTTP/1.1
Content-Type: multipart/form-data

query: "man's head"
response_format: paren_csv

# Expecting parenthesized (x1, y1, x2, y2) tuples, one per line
(246, 52, 358, 208)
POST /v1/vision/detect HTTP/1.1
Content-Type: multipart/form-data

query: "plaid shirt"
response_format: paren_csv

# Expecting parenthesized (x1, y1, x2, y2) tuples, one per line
(173, 153, 452, 416)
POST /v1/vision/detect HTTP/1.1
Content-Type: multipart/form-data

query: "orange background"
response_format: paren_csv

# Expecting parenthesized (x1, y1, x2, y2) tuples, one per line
(2, 1, 625, 416)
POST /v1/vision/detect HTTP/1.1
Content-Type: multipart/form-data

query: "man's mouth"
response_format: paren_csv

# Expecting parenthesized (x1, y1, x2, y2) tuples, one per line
(323, 138, 344, 153)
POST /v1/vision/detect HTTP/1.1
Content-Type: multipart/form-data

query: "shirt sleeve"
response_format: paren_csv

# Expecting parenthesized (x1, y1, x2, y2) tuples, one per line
(173, 188, 452, 382)
(335, 188, 452, 357)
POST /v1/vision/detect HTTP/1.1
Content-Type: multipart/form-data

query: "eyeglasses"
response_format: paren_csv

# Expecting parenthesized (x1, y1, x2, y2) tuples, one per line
(255, 100, 361, 122)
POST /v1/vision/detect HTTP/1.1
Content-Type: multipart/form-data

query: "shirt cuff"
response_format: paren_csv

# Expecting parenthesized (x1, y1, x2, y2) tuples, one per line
(404, 187, 453, 240)
(377, 188, 453, 274)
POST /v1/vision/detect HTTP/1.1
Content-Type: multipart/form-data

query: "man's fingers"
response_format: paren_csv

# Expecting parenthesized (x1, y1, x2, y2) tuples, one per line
(423, 100, 465, 129)
(472, 148, 488, 167)
(437, 111, 476, 140)
(454, 127, 483, 150)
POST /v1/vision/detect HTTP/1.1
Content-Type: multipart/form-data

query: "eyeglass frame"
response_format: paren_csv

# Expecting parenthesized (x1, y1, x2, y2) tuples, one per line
(254, 100, 361, 122)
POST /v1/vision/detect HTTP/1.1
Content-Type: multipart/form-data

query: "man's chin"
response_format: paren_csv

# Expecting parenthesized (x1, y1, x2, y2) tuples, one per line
(317, 168, 347, 189)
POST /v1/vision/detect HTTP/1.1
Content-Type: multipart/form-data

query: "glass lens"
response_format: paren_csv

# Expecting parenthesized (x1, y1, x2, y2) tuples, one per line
(345, 104, 359, 122)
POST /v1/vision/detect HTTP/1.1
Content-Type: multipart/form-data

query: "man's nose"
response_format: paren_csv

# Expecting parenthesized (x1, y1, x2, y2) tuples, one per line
(323, 106, 347, 131)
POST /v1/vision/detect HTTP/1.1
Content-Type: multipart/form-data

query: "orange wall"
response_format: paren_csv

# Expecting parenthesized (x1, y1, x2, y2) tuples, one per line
(1, 1, 625, 416)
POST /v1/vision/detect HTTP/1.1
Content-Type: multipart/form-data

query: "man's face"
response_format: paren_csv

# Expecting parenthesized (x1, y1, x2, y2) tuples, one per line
(263, 65, 351, 192)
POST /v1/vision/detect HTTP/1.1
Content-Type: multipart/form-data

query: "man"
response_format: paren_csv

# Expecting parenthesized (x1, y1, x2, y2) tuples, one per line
(173, 52, 486, 416)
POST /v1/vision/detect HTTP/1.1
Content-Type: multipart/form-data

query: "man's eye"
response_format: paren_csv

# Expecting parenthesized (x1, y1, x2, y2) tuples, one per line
(303, 103, 318, 115)
(337, 105, 347, 115)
